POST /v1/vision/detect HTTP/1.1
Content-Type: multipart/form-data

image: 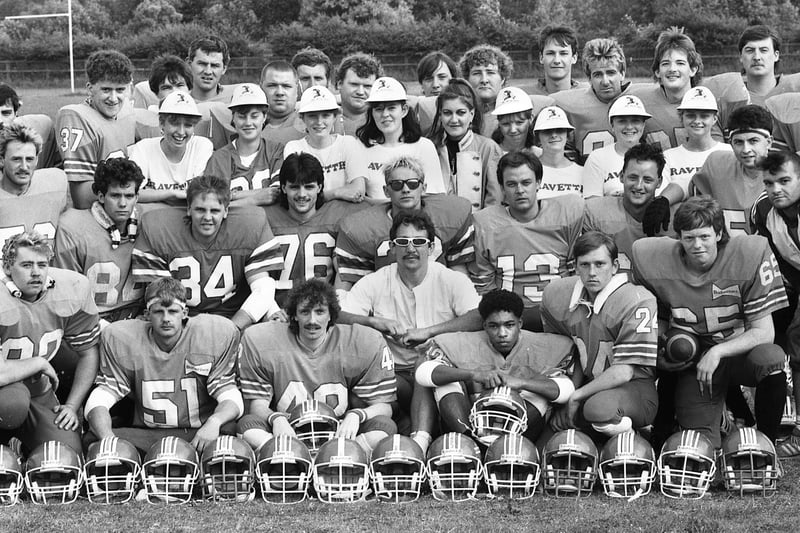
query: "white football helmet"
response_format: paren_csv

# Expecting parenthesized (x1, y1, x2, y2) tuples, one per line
(141, 436, 199, 504)
(658, 430, 716, 499)
(25, 441, 83, 505)
(312, 437, 371, 503)
(426, 432, 483, 501)
(256, 434, 313, 504)
(469, 386, 528, 446)
(721, 427, 779, 496)
(542, 429, 598, 497)
(370, 435, 427, 503)
(84, 437, 141, 504)
(200, 436, 256, 502)
(0, 444, 24, 505)
(484, 434, 540, 500)
(598, 430, 656, 499)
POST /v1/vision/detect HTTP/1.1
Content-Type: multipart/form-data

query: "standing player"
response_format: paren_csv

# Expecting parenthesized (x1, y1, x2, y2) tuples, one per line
(470, 150, 583, 331)
(690, 104, 772, 236)
(334, 156, 474, 291)
(335, 53, 383, 136)
(0, 83, 60, 169)
(417, 52, 458, 98)
(262, 153, 365, 307)
(132, 54, 199, 140)
(766, 92, 800, 152)
(532, 25, 582, 96)
(54, 158, 145, 324)
(85, 277, 242, 454)
(542, 231, 658, 436)
(56, 49, 136, 209)
(260, 61, 305, 145)
(552, 38, 631, 162)
(291, 47, 333, 93)
(0, 124, 67, 248)
(132, 174, 279, 330)
(0, 232, 100, 453)
(633, 197, 788, 448)
(186, 36, 236, 104)
(238, 279, 397, 452)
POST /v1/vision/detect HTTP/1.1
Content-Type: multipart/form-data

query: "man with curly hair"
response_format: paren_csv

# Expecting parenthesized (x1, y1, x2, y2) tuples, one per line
(335, 52, 383, 135)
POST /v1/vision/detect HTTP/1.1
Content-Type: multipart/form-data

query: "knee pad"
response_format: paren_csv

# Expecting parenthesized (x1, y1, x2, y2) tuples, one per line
(360, 415, 397, 436)
(236, 414, 270, 435)
(0, 383, 31, 430)
(750, 344, 787, 381)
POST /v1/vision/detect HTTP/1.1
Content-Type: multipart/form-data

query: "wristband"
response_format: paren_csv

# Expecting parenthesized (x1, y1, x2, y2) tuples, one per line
(267, 412, 290, 426)
(346, 408, 368, 424)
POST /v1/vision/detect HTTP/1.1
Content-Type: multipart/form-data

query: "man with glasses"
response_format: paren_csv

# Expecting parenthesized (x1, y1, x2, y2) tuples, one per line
(340, 211, 482, 452)
(334, 156, 473, 291)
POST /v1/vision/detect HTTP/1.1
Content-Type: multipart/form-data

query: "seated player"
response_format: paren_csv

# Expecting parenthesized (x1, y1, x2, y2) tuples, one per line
(0, 83, 60, 169)
(334, 156, 473, 291)
(85, 278, 242, 454)
(132, 174, 279, 330)
(237, 279, 397, 453)
(542, 231, 659, 437)
(0, 123, 67, 248)
(263, 153, 365, 309)
(54, 158, 146, 324)
(416, 289, 576, 442)
(0, 231, 100, 453)
(470, 150, 583, 331)
(690, 104, 773, 236)
(633, 197, 788, 448)
(56, 50, 136, 209)
(340, 212, 482, 451)
(583, 143, 676, 272)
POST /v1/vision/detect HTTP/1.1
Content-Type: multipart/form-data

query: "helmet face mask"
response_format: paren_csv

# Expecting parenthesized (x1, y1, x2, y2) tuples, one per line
(598, 430, 656, 499)
(542, 429, 598, 498)
(289, 400, 339, 457)
(25, 441, 83, 505)
(256, 435, 313, 504)
(142, 437, 199, 504)
(312, 437, 371, 503)
(0, 445, 24, 506)
(658, 430, 716, 499)
(484, 434, 540, 500)
(469, 387, 528, 446)
(201, 436, 256, 502)
(721, 428, 778, 496)
(369, 435, 427, 503)
(426, 432, 483, 502)
(84, 437, 142, 504)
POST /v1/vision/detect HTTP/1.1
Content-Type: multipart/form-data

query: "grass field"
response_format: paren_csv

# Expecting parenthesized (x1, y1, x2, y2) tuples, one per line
(3, 456, 800, 532)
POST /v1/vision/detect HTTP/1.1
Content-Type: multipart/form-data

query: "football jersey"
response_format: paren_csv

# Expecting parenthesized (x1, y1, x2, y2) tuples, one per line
(583, 196, 676, 272)
(470, 194, 583, 308)
(632, 235, 788, 344)
(263, 200, 365, 305)
(132, 206, 274, 317)
(551, 82, 630, 160)
(284, 135, 364, 192)
(628, 84, 724, 150)
(0, 268, 100, 396)
(334, 194, 475, 285)
(541, 275, 658, 381)
(55, 101, 136, 183)
(204, 138, 283, 192)
(0, 168, 67, 248)
(261, 112, 306, 146)
(751, 191, 800, 291)
(690, 151, 763, 236)
(238, 322, 397, 416)
(766, 92, 800, 152)
(53, 209, 144, 320)
(663, 143, 733, 199)
(95, 314, 239, 429)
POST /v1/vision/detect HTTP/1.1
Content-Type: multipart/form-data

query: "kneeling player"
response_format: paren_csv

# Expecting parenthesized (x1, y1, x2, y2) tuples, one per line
(416, 289, 576, 442)
(85, 278, 243, 454)
(237, 279, 397, 453)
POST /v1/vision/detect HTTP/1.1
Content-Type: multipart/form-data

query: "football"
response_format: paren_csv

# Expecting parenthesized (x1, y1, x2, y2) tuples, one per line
(660, 328, 702, 371)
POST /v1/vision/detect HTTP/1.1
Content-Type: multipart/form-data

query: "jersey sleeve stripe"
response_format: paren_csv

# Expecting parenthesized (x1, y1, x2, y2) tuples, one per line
(239, 379, 272, 399)
(64, 325, 101, 349)
(743, 290, 789, 316)
(352, 378, 397, 394)
(94, 379, 129, 399)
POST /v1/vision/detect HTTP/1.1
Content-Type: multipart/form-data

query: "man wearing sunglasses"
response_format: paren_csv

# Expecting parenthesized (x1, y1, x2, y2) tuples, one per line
(340, 211, 482, 453)
(334, 155, 474, 291)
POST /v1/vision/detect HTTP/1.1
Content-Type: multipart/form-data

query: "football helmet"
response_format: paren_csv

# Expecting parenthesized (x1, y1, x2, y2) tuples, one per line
(658, 429, 716, 499)
(484, 434, 540, 500)
(0, 444, 23, 505)
(289, 400, 339, 456)
(598, 430, 656, 499)
(24, 440, 83, 504)
(542, 429, 598, 497)
(256, 434, 313, 504)
(426, 432, 483, 501)
(369, 435, 427, 503)
(721, 427, 779, 496)
(469, 386, 528, 446)
(312, 437, 371, 503)
(200, 435, 256, 502)
(84, 437, 141, 504)
(141, 436, 199, 504)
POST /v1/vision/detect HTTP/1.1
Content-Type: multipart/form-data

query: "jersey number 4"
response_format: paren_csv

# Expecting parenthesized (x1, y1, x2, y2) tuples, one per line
(170, 256, 235, 306)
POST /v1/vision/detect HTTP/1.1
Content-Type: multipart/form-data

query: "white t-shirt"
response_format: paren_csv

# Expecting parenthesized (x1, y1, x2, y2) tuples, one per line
(129, 136, 213, 190)
(284, 134, 363, 191)
(539, 162, 584, 199)
(664, 143, 733, 199)
(351, 138, 445, 199)
(583, 143, 670, 197)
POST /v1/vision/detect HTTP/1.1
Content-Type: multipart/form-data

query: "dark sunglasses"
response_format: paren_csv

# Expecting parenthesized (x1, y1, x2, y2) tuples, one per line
(387, 179, 423, 191)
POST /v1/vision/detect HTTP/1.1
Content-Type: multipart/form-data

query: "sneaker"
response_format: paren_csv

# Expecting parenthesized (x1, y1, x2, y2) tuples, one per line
(777, 429, 800, 458)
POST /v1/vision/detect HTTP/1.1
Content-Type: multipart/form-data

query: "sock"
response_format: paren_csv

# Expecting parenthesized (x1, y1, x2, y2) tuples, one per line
(755, 372, 787, 441)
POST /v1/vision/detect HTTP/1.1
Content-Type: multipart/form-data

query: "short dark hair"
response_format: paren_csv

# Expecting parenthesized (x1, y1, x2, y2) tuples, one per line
(279, 152, 325, 210)
(759, 150, 800, 176)
(573, 231, 618, 262)
(292, 47, 333, 81)
(430, 78, 483, 144)
(389, 211, 435, 243)
(336, 53, 383, 85)
(651, 27, 703, 87)
(538, 25, 579, 56)
(497, 150, 543, 186)
(148, 54, 193, 95)
(145, 277, 188, 307)
(286, 278, 340, 334)
(86, 50, 133, 85)
(186, 174, 231, 207)
(416, 51, 458, 84)
(728, 104, 773, 135)
(93, 158, 145, 196)
(478, 289, 524, 320)
(260, 60, 297, 84)
(459, 44, 513, 81)
(187, 35, 230, 66)
(673, 196, 729, 245)
(738, 25, 781, 55)
(622, 143, 666, 179)
(0, 83, 20, 112)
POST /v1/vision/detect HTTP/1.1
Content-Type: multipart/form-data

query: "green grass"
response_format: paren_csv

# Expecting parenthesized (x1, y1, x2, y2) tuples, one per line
(4, 458, 800, 532)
